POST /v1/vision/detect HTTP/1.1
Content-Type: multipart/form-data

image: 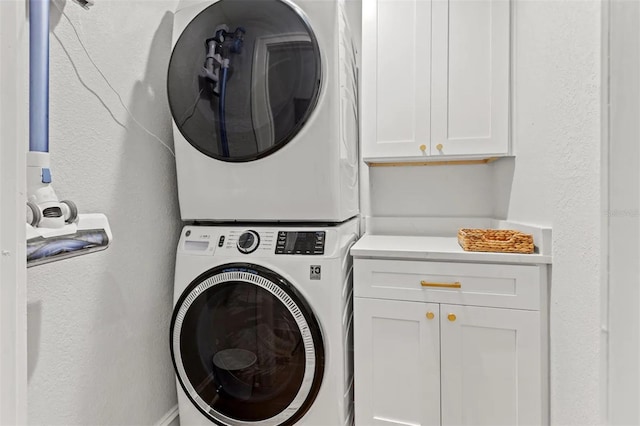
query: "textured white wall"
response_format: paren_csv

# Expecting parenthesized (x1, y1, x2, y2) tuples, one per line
(27, 1, 181, 424)
(366, 1, 604, 424)
(368, 164, 500, 218)
(511, 1, 603, 424)
(608, 0, 639, 423)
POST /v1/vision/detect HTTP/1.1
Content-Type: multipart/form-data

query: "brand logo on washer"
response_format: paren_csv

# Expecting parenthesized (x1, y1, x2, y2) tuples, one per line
(310, 265, 321, 280)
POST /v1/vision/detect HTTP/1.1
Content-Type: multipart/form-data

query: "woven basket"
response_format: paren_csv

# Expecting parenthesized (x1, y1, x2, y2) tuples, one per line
(457, 228, 534, 254)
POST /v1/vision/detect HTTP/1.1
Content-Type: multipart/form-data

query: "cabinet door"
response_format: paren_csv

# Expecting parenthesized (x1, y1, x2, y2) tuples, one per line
(361, 0, 431, 160)
(431, 0, 510, 156)
(440, 304, 541, 426)
(354, 298, 440, 426)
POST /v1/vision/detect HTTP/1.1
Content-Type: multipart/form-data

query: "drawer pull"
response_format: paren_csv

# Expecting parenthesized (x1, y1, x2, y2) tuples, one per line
(448, 313, 457, 322)
(426, 312, 435, 320)
(420, 281, 461, 289)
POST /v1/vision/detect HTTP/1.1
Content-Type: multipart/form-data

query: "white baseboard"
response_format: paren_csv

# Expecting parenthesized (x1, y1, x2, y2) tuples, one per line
(156, 404, 179, 426)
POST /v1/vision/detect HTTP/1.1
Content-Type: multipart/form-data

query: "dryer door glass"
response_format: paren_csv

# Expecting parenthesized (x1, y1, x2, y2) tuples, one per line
(168, 0, 321, 162)
(171, 265, 324, 425)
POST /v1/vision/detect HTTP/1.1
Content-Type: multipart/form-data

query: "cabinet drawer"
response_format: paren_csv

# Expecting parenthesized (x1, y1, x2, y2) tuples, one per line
(354, 259, 542, 310)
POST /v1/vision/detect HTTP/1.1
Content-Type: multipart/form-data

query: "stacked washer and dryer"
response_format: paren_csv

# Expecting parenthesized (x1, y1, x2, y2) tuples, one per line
(166, 0, 360, 424)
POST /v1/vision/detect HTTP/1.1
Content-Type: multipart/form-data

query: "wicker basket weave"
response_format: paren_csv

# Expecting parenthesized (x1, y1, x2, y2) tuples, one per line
(457, 228, 534, 254)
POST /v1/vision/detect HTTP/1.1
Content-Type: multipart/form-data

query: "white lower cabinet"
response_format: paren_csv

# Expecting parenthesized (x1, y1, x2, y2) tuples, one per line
(354, 260, 548, 426)
(354, 298, 441, 426)
(439, 304, 541, 426)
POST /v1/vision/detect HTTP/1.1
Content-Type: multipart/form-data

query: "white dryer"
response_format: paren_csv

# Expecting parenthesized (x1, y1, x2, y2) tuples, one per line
(171, 218, 358, 425)
(168, 0, 359, 222)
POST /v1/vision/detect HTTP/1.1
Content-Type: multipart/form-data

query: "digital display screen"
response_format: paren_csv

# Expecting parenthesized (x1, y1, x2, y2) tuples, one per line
(284, 232, 316, 253)
(184, 240, 209, 251)
(276, 231, 325, 255)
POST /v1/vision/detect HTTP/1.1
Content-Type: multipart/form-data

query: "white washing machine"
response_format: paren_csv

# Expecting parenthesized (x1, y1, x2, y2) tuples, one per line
(171, 218, 358, 425)
(168, 0, 359, 222)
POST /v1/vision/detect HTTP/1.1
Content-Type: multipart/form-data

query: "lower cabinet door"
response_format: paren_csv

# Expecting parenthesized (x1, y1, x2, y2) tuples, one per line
(354, 298, 440, 426)
(440, 304, 541, 426)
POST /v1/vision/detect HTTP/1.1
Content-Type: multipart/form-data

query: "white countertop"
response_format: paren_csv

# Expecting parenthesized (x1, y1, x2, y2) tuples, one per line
(351, 234, 552, 264)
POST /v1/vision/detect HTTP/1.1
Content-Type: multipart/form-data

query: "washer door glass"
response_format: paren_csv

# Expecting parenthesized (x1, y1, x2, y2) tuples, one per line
(167, 0, 321, 162)
(171, 265, 324, 426)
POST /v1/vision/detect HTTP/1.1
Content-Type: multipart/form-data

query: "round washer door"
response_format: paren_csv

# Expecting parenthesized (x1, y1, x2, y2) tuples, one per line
(167, 0, 322, 162)
(171, 264, 324, 426)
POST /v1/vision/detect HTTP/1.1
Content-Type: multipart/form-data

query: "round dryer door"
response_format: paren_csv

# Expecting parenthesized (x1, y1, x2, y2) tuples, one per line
(167, 0, 321, 162)
(171, 263, 324, 426)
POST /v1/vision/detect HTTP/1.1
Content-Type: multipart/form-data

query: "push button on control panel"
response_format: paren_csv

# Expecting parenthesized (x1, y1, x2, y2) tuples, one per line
(218, 236, 225, 247)
(313, 232, 324, 255)
(275, 231, 286, 254)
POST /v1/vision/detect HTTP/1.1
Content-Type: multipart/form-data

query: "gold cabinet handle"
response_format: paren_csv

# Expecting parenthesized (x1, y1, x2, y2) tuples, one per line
(426, 312, 435, 320)
(420, 281, 461, 289)
(447, 313, 457, 322)
(436, 143, 443, 151)
(419, 144, 427, 152)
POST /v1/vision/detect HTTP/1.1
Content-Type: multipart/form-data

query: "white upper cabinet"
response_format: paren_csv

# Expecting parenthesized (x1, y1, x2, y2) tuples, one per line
(431, 0, 510, 157)
(362, 0, 511, 162)
(361, 0, 432, 159)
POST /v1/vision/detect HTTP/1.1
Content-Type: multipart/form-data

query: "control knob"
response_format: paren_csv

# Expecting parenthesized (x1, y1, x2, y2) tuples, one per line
(237, 230, 260, 254)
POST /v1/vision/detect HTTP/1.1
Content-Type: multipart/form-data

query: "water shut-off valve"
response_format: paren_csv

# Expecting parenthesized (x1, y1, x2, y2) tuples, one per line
(200, 25, 246, 95)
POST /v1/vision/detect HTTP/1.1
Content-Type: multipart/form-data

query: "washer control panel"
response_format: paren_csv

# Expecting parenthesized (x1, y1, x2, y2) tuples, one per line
(276, 231, 325, 255)
(179, 226, 333, 257)
(237, 230, 260, 254)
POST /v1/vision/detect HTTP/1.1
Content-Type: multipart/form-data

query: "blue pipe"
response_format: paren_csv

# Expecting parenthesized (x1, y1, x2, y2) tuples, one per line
(219, 66, 229, 157)
(29, 0, 50, 153)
